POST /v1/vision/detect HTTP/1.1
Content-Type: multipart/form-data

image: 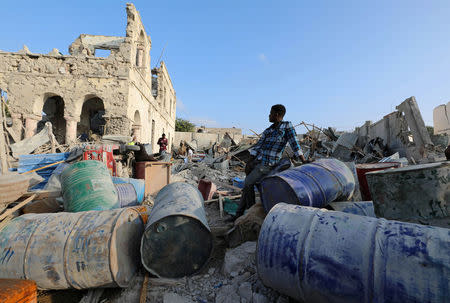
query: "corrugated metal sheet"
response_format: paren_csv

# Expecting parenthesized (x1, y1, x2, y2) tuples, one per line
(18, 153, 69, 190)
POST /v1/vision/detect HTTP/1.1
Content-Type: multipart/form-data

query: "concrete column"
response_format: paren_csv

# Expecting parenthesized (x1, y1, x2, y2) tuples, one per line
(132, 124, 142, 142)
(397, 97, 433, 147)
(65, 117, 79, 144)
(24, 115, 40, 138)
(10, 113, 23, 141)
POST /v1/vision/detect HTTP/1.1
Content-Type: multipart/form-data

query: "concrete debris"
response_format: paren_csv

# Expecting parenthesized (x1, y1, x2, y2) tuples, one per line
(215, 285, 240, 303)
(222, 241, 256, 277)
(227, 203, 266, 248)
(238, 282, 253, 302)
(0, 2, 448, 301)
(163, 292, 194, 303)
(10, 123, 50, 157)
(252, 292, 269, 303)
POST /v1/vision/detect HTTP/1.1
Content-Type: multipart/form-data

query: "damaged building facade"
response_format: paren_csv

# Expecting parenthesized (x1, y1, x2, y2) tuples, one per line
(0, 3, 176, 152)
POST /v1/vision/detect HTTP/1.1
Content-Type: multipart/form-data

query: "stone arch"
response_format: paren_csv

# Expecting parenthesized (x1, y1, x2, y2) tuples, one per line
(136, 30, 146, 67)
(77, 95, 106, 139)
(133, 110, 141, 125)
(37, 93, 66, 142)
(132, 110, 142, 142)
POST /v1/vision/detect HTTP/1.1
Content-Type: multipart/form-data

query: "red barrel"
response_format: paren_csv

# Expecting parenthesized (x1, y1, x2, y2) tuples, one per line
(356, 162, 400, 200)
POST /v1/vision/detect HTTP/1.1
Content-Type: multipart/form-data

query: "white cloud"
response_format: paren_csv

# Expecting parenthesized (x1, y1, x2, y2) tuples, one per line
(176, 99, 188, 115)
(258, 53, 268, 62)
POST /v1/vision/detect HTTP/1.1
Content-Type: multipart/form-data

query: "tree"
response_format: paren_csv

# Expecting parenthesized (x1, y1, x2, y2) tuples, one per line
(175, 118, 195, 132)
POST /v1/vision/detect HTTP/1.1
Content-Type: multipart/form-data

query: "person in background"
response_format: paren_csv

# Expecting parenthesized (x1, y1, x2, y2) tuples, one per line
(157, 133, 168, 153)
(188, 147, 194, 162)
(229, 104, 308, 221)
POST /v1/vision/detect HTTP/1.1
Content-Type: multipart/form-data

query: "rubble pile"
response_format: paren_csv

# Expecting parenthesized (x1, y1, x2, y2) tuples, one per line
(0, 71, 448, 303)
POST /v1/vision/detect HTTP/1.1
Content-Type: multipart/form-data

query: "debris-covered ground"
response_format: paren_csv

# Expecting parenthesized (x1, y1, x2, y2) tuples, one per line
(0, 93, 448, 303)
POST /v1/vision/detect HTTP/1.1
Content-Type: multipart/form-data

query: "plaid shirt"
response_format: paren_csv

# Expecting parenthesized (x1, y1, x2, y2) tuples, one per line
(250, 121, 303, 166)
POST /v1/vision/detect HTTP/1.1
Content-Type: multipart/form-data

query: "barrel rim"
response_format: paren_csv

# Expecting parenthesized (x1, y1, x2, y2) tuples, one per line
(355, 162, 401, 169)
(109, 207, 143, 288)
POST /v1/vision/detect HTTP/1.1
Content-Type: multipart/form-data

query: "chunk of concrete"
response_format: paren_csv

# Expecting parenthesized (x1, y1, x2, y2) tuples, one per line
(253, 292, 269, 303)
(238, 282, 253, 302)
(163, 292, 194, 303)
(222, 241, 256, 277)
(215, 285, 240, 303)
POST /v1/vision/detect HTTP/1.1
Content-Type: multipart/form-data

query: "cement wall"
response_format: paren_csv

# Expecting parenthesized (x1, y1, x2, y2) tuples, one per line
(174, 132, 244, 149)
(354, 97, 432, 162)
(195, 127, 242, 136)
(433, 102, 450, 135)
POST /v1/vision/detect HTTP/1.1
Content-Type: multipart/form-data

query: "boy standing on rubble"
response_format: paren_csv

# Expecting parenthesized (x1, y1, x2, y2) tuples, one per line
(230, 104, 308, 221)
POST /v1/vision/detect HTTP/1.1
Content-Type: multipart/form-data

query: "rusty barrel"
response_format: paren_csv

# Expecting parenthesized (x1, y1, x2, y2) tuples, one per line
(112, 177, 145, 203)
(356, 162, 400, 200)
(140, 182, 213, 278)
(115, 183, 139, 207)
(257, 203, 450, 303)
(61, 160, 119, 212)
(260, 158, 355, 212)
(0, 208, 145, 290)
(366, 162, 449, 220)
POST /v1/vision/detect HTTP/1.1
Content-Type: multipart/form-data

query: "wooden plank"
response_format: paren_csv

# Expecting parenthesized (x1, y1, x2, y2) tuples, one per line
(21, 160, 65, 175)
(22, 190, 60, 200)
(4, 126, 19, 144)
(0, 194, 36, 221)
(0, 216, 13, 231)
(219, 194, 224, 218)
(0, 95, 8, 174)
(139, 273, 149, 303)
(205, 194, 241, 204)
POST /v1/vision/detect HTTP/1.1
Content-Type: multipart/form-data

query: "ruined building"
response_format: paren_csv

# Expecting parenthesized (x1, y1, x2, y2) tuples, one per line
(0, 3, 176, 152)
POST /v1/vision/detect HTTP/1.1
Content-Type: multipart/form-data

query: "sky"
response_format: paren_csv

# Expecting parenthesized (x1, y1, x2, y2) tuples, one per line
(1, 0, 450, 134)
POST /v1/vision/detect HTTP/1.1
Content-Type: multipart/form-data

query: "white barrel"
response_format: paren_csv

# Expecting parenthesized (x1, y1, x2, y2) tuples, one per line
(0, 208, 145, 290)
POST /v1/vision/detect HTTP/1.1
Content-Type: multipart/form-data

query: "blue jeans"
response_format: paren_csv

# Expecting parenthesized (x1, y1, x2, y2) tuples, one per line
(236, 163, 271, 217)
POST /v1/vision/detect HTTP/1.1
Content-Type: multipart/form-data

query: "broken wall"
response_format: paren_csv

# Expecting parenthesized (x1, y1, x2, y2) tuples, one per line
(354, 97, 433, 162)
(433, 102, 450, 135)
(174, 132, 244, 150)
(0, 51, 131, 142)
(0, 3, 176, 148)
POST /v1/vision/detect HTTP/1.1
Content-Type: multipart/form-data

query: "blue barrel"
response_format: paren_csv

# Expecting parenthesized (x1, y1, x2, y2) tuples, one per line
(115, 183, 139, 207)
(0, 208, 145, 290)
(112, 177, 145, 203)
(260, 158, 355, 212)
(61, 161, 119, 212)
(140, 182, 213, 278)
(257, 203, 450, 303)
(328, 201, 376, 217)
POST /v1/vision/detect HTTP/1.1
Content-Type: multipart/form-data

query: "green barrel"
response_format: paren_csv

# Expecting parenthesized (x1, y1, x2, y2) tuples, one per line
(61, 160, 119, 212)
